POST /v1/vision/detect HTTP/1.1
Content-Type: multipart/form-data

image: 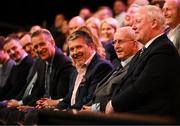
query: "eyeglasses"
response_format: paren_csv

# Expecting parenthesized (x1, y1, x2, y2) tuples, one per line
(112, 39, 133, 45)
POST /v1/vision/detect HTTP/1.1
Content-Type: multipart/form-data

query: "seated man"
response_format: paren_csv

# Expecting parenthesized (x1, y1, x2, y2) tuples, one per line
(0, 29, 74, 124)
(106, 5, 180, 118)
(81, 26, 142, 112)
(37, 26, 114, 111)
(0, 36, 15, 90)
(0, 35, 34, 101)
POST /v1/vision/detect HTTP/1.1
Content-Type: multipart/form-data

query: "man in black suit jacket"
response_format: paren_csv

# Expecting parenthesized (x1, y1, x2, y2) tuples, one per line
(6, 29, 74, 108)
(0, 29, 74, 124)
(106, 5, 180, 117)
(55, 26, 114, 110)
(0, 36, 34, 101)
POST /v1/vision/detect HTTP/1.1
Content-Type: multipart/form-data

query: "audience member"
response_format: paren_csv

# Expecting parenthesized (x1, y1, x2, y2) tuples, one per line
(55, 26, 114, 110)
(0, 36, 15, 89)
(163, 0, 180, 54)
(81, 26, 141, 112)
(49, 14, 67, 50)
(0, 36, 34, 100)
(105, 5, 180, 118)
(0, 29, 74, 124)
(100, 17, 121, 67)
(68, 16, 85, 34)
(79, 7, 92, 21)
(124, 3, 141, 26)
(96, 6, 113, 20)
(113, 0, 127, 27)
(19, 32, 37, 59)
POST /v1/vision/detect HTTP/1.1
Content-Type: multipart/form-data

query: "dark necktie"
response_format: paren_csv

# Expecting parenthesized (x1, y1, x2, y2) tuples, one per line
(44, 63, 52, 98)
(139, 47, 146, 57)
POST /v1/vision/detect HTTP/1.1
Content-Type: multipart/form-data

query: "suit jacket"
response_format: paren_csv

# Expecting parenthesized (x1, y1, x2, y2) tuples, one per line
(0, 59, 15, 89)
(92, 63, 129, 111)
(0, 55, 34, 100)
(15, 58, 45, 105)
(111, 34, 180, 116)
(16, 48, 75, 106)
(58, 53, 114, 110)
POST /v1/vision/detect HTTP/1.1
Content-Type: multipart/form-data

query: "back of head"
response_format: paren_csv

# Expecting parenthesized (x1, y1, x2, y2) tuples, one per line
(30, 25, 42, 34)
(67, 26, 94, 46)
(143, 5, 165, 29)
(69, 16, 85, 34)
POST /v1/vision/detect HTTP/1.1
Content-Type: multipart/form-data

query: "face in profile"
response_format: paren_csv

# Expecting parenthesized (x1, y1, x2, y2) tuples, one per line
(113, 31, 135, 61)
(68, 37, 93, 68)
(132, 9, 152, 44)
(4, 40, 24, 62)
(124, 6, 140, 26)
(32, 34, 54, 61)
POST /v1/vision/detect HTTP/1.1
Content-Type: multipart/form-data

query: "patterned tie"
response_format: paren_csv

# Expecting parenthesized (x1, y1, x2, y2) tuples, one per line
(139, 47, 146, 57)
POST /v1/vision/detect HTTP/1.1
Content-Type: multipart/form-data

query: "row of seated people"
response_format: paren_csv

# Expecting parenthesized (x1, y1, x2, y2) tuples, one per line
(0, 4, 180, 125)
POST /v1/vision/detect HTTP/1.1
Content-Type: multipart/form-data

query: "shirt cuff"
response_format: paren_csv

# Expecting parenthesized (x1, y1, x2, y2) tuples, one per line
(91, 103, 100, 112)
(18, 100, 23, 105)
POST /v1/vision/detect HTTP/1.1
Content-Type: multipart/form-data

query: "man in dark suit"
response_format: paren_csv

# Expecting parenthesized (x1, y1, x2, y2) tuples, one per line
(0, 35, 34, 101)
(106, 5, 180, 117)
(0, 29, 74, 124)
(52, 26, 114, 110)
(0, 36, 15, 90)
(81, 26, 142, 112)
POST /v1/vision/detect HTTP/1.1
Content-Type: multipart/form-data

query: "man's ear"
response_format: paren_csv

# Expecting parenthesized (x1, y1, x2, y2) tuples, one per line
(152, 19, 158, 29)
(50, 40, 55, 46)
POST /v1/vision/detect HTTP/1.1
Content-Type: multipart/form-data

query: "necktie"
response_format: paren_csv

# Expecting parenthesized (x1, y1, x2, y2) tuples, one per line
(44, 63, 52, 98)
(139, 47, 146, 57)
(107, 65, 122, 81)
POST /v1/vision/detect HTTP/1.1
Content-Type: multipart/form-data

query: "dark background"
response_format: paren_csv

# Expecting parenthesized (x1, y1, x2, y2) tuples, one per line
(0, 0, 114, 36)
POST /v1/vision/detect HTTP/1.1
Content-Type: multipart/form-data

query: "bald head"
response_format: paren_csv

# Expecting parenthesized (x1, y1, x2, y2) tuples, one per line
(69, 16, 85, 34)
(113, 26, 141, 61)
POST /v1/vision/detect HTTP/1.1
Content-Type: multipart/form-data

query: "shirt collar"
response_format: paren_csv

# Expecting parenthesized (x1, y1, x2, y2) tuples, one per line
(144, 33, 164, 48)
(76, 51, 96, 73)
(84, 51, 96, 67)
(16, 52, 28, 66)
(121, 55, 134, 67)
